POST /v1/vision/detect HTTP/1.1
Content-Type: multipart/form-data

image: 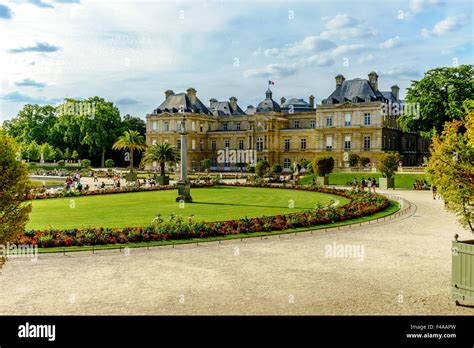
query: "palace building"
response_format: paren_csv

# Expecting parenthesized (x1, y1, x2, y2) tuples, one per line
(145, 72, 430, 172)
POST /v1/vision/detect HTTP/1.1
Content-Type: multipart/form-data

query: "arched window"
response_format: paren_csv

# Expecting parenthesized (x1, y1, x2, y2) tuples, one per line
(256, 138, 263, 151)
(283, 158, 291, 169)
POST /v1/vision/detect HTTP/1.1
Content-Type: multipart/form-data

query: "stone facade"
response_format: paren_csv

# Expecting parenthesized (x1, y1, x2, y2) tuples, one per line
(145, 73, 430, 172)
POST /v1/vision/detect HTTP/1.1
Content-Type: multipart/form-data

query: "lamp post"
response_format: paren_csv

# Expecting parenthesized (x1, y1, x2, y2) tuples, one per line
(176, 114, 193, 202)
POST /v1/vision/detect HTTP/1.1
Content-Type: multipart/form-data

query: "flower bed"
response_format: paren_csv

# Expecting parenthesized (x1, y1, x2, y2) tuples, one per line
(16, 186, 390, 248)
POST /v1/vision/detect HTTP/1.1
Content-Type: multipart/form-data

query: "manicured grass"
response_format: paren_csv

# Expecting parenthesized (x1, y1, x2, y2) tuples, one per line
(27, 186, 349, 230)
(35, 200, 400, 253)
(299, 172, 429, 189)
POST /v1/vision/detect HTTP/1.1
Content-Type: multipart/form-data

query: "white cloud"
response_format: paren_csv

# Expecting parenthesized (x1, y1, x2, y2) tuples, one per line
(255, 36, 337, 58)
(244, 64, 297, 78)
(331, 44, 366, 56)
(381, 67, 422, 79)
(321, 14, 376, 39)
(380, 36, 401, 49)
(409, 0, 443, 13)
(421, 15, 468, 37)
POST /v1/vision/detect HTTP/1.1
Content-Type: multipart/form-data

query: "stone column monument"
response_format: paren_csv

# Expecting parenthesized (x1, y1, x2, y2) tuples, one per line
(176, 114, 193, 202)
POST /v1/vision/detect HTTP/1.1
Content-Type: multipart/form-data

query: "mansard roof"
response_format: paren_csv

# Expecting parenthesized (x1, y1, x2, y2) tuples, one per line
(209, 98, 246, 116)
(153, 92, 211, 115)
(322, 78, 386, 104)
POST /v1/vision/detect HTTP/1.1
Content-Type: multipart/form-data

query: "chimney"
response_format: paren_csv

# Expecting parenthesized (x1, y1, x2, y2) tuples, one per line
(280, 97, 286, 105)
(309, 95, 315, 108)
(368, 71, 379, 91)
(229, 96, 238, 110)
(186, 87, 197, 105)
(165, 90, 174, 99)
(391, 85, 400, 100)
(335, 74, 345, 88)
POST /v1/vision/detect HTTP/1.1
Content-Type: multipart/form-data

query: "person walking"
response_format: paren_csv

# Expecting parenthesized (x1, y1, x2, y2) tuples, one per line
(372, 178, 376, 193)
(432, 185, 437, 200)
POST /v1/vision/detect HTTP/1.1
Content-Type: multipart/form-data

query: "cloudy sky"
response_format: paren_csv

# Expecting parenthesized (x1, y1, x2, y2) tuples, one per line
(0, 0, 472, 122)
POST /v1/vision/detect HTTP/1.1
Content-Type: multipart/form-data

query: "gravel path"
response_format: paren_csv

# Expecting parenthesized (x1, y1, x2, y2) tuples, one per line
(1, 189, 472, 315)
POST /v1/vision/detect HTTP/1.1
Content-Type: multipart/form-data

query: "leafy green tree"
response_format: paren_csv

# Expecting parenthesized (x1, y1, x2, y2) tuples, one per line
(313, 156, 334, 176)
(349, 153, 360, 167)
(3, 104, 57, 145)
(121, 114, 146, 135)
(201, 158, 211, 175)
(400, 64, 474, 137)
(299, 159, 310, 170)
(255, 160, 269, 178)
(27, 141, 41, 161)
(57, 160, 65, 168)
(78, 97, 122, 167)
(427, 102, 473, 232)
(113, 130, 147, 172)
(71, 150, 79, 161)
(64, 148, 71, 160)
(81, 159, 91, 168)
(53, 147, 63, 161)
(141, 142, 180, 177)
(105, 159, 115, 168)
(0, 132, 32, 266)
(41, 143, 56, 162)
(378, 152, 401, 178)
(271, 164, 282, 174)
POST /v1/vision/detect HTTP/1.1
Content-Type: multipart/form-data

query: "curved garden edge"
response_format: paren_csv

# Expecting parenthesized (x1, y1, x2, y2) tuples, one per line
(14, 185, 407, 253)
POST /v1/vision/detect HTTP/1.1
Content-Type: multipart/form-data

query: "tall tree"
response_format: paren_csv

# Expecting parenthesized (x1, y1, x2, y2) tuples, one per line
(121, 114, 146, 135)
(427, 101, 474, 232)
(0, 131, 32, 267)
(113, 130, 147, 172)
(399, 64, 474, 137)
(141, 142, 180, 177)
(77, 97, 122, 167)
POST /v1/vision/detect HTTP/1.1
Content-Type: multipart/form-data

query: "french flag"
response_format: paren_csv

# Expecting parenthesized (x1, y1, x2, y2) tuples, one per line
(268, 80, 275, 85)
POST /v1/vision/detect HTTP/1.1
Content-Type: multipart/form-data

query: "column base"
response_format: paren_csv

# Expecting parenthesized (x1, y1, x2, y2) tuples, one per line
(176, 181, 193, 202)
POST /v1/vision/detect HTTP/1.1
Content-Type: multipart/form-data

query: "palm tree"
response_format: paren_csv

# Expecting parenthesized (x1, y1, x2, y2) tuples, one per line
(112, 130, 147, 172)
(141, 142, 180, 183)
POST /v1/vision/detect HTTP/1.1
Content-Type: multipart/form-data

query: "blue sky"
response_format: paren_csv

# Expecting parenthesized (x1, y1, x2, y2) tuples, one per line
(0, 0, 472, 122)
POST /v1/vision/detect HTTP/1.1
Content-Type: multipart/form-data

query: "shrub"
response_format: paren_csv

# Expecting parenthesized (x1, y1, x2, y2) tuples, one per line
(255, 160, 269, 177)
(105, 159, 115, 168)
(349, 154, 360, 167)
(81, 159, 91, 168)
(313, 156, 334, 177)
(57, 160, 65, 168)
(299, 159, 311, 170)
(359, 156, 371, 167)
(271, 164, 282, 174)
(306, 162, 314, 173)
(378, 152, 400, 178)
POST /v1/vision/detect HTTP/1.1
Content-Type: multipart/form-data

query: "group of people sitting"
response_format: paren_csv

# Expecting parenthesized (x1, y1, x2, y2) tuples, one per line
(353, 177, 377, 193)
(412, 179, 429, 190)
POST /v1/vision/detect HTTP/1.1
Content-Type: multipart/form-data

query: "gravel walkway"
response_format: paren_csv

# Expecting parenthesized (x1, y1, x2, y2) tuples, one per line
(1, 189, 472, 315)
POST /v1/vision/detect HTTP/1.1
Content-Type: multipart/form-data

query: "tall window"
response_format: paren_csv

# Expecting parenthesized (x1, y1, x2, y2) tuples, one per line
(191, 139, 196, 150)
(284, 139, 290, 151)
(200, 123, 204, 132)
(326, 136, 333, 151)
(239, 139, 244, 150)
(164, 122, 170, 131)
(294, 120, 300, 129)
(211, 139, 216, 151)
(176, 140, 181, 149)
(344, 136, 351, 150)
(152, 121, 157, 131)
(236, 122, 241, 130)
(224, 139, 230, 149)
(222, 123, 228, 131)
(310, 119, 316, 128)
(345, 114, 351, 126)
(191, 160, 196, 170)
(301, 138, 307, 150)
(326, 116, 333, 127)
(283, 158, 291, 169)
(192, 121, 196, 131)
(211, 158, 217, 167)
(256, 138, 263, 151)
(364, 113, 371, 125)
(363, 136, 371, 150)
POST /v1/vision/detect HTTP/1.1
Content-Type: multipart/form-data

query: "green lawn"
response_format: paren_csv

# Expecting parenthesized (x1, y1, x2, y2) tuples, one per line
(299, 172, 429, 189)
(30, 179, 64, 187)
(27, 186, 349, 230)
